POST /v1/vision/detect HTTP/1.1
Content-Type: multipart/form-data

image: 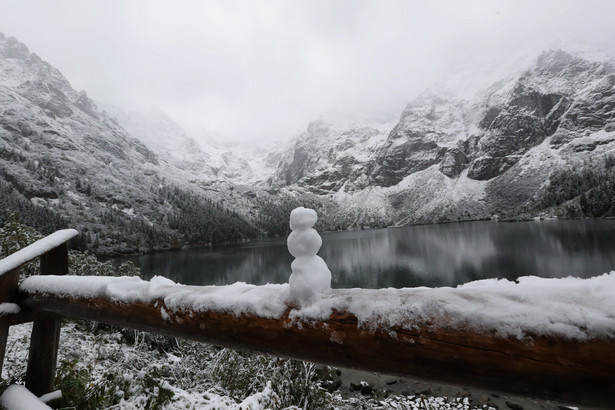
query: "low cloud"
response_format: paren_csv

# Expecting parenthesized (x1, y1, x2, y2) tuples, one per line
(1, 0, 614, 143)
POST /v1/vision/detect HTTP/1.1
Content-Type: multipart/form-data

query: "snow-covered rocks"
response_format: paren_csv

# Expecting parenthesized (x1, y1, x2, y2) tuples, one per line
(287, 207, 331, 304)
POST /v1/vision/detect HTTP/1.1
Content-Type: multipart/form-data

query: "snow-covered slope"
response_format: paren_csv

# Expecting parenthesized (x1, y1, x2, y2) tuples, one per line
(0, 33, 158, 209)
(106, 106, 279, 186)
(103, 107, 206, 173)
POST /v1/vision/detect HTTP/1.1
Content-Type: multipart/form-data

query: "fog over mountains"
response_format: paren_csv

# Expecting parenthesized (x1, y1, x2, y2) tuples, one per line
(2, 33, 615, 254)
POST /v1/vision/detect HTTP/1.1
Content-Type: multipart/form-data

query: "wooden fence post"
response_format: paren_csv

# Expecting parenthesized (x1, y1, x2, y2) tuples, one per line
(25, 242, 68, 396)
(0, 268, 19, 378)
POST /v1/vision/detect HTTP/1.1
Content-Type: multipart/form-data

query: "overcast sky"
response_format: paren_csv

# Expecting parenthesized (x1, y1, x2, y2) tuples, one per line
(1, 0, 614, 143)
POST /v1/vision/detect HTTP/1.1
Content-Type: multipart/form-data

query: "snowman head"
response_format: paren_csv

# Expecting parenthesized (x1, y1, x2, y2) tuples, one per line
(290, 207, 318, 231)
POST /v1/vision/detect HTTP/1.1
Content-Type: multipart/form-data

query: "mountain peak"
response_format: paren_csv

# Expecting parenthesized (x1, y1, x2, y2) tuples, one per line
(0, 35, 30, 60)
(0, 34, 75, 99)
(536, 49, 576, 69)
(533, 48, 612, 77)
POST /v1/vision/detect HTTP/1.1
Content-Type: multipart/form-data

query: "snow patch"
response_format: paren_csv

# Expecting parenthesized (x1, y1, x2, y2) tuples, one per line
(571, 129, 614, 146)
(122, 207, 136, 217)
(0, 303, 21, 315)
(21, 276, 291, 319)
(160, 306, 170, 321)
(38, 391, 62, 406)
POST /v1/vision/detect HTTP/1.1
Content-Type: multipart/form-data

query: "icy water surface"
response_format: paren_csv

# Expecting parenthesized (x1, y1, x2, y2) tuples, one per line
(112, 219, 615, 288)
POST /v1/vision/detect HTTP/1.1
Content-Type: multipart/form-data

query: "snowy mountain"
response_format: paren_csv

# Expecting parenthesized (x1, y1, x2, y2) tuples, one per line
(105, 107, 278, 186)
(267, 117, 394, 194)
(270, 49, 615, 225)
(102, 107, 207, 174)
(0, 33, 258, 253)
(2, 31, 615, 251)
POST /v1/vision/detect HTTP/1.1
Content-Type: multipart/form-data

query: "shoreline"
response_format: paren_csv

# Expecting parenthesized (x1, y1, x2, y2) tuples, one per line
(337, 368, 582, 410)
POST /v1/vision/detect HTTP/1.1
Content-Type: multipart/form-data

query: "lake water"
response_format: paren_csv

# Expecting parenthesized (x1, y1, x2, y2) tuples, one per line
(112, 220, 615, 289)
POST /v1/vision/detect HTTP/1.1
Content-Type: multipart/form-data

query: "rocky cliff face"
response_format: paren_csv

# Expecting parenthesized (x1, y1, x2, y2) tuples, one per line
(371, 96, 470, 185)
(0, 33, 159, 201)
(467, 50, 614, 180)
(267, 118, 391, 194)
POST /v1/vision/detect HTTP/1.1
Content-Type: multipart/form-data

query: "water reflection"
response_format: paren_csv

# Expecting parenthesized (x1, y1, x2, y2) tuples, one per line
(113, 220, 615, 288)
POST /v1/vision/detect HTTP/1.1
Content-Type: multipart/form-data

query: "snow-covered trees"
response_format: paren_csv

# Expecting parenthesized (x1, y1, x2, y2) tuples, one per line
(160, 186, 258, 245)
(0, 216, 140, 278)
(537, 155, 615, 217)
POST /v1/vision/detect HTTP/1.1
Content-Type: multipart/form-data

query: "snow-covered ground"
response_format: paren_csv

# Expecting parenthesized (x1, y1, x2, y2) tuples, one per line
(1, 322, 497, 409)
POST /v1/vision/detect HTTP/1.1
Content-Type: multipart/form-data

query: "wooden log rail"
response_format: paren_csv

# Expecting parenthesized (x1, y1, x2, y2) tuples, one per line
(1, 230, 614, 408)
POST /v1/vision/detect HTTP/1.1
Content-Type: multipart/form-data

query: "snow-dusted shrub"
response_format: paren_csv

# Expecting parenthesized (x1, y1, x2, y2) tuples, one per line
(0, 212, 43, 276)
(55, 357, 174, 410)
(50, 321, 177, 409)
(68, 251, 141, 277)
(209, 348, 329, 409)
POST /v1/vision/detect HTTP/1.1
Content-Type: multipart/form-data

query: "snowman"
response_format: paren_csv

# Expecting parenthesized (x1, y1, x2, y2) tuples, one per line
(287, 207, 331, 304)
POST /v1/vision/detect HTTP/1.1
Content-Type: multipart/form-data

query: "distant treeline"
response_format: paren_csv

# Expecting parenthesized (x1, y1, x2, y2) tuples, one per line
(0, 173, 261, 254)
(161, 186, 259, 244)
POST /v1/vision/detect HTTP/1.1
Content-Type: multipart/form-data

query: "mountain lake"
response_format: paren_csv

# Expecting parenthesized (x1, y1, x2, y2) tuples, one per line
(110, 219, 615, 288)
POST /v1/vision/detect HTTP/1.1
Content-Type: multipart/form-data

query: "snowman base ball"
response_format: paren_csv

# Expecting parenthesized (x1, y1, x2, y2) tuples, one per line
(289, 256, 331, 303)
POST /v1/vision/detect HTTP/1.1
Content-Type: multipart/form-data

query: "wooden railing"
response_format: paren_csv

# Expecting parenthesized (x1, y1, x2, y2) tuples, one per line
(1, 230, 614, 408)
(0, 230, 74, 401)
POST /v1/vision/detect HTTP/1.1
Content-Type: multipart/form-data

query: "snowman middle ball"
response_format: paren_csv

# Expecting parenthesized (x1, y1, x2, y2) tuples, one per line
(287, 229, 322, 258)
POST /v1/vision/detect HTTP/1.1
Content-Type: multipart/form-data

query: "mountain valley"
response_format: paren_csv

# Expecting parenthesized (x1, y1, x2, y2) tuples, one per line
(1, 33, 615, 254)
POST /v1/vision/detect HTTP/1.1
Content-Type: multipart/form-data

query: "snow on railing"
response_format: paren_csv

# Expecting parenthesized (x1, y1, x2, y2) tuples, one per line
(0, 229, 78, 276)
(1, 210, 615, 407)
(0, 385, 54, 410)
(18, 270, 615, 341)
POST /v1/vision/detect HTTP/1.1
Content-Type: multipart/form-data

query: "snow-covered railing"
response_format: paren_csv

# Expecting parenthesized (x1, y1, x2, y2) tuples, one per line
(0, 229, 78, 400)
(1, 213, 614, 408)
(17, 274, 615, 408)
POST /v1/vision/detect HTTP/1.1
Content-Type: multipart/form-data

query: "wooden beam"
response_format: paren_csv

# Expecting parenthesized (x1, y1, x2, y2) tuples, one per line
(0, 268, 19, 378)
(18, 289, 614, 408)
(25, 243, 68, 397)
(0, 310, 56, 327)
